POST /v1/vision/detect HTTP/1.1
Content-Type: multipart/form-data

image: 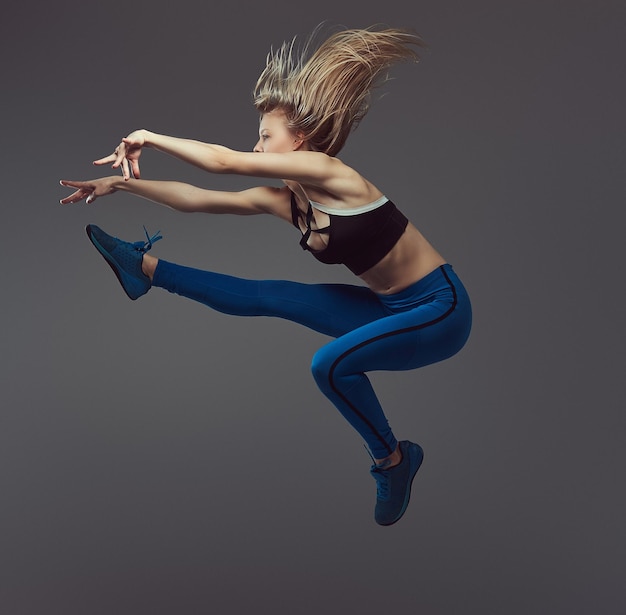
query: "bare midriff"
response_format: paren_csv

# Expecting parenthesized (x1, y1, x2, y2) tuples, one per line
(358, 223, 447, 295)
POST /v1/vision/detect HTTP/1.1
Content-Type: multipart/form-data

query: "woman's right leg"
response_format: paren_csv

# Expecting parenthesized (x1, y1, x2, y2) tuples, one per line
(150, 258, 389, 338)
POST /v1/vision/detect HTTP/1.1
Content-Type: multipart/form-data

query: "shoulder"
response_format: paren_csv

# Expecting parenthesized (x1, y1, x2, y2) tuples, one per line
(221, 149, 356, 188)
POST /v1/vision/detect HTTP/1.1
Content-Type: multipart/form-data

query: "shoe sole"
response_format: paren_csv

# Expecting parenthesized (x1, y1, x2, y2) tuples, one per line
(86, 225, 144, 301)
(377, 442, 424, 526)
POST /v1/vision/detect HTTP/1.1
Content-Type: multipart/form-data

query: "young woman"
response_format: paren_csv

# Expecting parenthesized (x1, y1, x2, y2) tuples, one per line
(60, 26, 472, 526)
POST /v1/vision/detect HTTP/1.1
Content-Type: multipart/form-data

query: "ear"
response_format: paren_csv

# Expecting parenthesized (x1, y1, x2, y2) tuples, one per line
(293, 131, 307, 151)
(293, 133, 309, 151)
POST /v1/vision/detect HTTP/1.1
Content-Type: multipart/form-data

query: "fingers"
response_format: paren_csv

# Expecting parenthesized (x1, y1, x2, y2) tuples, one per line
(93, 153, 117, 166)
(120, 157, 130, 180)
(130, 158, 141, 179)
(59, 180, 93, 205)
(93, 141, 127, 170)
(59, 179, 83, 189)
(59, 187, 89, 204)
(93, 146, 139, 180)
(113, 145, 127, 171)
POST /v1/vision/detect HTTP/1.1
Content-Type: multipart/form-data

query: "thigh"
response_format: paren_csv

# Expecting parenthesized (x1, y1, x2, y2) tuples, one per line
(259, 280, 388, 337)
(318, 295, 472, 376)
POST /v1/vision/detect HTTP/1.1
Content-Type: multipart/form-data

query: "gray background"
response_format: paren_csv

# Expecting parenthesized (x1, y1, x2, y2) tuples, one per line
(2, 0, 625, 613)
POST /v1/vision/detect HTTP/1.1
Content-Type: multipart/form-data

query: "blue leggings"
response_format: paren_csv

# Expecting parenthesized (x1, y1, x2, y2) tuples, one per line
(153, 261, 472, 458)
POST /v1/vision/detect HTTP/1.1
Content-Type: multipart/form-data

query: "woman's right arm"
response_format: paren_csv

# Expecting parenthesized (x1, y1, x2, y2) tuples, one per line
(59, 177, 292, 220)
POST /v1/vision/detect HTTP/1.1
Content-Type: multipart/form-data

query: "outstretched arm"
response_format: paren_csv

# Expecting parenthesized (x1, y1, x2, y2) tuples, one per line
(60, 177, 292, 220)
(95, 129, 352, 192)
(93, 130, 235, 180)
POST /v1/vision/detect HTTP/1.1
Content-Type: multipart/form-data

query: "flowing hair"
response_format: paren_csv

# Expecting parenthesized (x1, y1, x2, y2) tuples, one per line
(253, 24, 428, 156)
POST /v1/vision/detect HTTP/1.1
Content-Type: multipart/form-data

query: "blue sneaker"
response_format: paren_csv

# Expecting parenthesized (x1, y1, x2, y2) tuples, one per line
(86, 224, 162, 300)
(369, 440, 424, 526)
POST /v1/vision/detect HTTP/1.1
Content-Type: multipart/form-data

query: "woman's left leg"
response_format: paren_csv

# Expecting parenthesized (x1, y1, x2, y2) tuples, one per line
(310, 265, 471, 526)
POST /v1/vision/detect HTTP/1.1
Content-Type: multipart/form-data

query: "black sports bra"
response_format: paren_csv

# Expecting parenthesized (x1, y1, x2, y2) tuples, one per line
(290, 192, 409, 275)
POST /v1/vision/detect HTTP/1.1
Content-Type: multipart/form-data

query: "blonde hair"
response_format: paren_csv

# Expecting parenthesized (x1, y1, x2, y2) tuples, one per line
(253, 25, 427, 156)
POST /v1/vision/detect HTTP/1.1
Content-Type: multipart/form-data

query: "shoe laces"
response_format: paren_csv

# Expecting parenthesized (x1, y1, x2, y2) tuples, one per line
(371, 466, 390, 500)
(364, 444, 391, 500)
(132, 226, 163, 253)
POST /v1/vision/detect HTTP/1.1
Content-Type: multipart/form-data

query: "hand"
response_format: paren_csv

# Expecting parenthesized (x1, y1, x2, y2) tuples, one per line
(59, 176, 119, 204)
(93, 129, 147, 180)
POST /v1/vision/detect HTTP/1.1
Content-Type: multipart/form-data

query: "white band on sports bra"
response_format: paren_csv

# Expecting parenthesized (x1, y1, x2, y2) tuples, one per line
(309, 195, 389, 216)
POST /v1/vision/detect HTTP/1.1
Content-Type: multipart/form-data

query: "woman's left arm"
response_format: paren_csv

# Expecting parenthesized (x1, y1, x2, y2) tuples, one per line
(96, 129, 348, 190)
(93, 129, 234, 180)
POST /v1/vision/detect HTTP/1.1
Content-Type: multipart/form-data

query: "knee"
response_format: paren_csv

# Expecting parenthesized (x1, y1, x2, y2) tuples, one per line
(310, 346, 335, 391)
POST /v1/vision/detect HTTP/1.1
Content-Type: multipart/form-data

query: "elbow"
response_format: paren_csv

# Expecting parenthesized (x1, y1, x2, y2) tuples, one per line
(211, 149, 251, 175)
(210, 153, 235, 175)
(214, 162, 231, 174)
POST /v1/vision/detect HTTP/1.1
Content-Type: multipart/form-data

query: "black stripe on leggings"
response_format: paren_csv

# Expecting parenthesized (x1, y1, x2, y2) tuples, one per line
(328, 265, 458, 455)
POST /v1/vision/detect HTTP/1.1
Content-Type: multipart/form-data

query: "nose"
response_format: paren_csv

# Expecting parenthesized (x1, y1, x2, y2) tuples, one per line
(253, 139, 262, 153)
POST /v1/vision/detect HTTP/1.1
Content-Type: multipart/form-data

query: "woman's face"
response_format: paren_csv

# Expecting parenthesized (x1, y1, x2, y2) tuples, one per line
(253, 109, 305, 153)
